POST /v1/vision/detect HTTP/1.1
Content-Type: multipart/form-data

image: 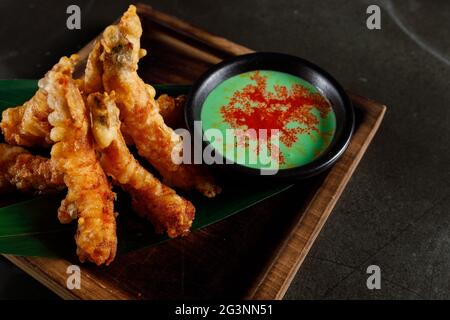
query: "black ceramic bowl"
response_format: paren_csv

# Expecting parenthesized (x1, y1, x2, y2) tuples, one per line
(185, 52, 354, 180)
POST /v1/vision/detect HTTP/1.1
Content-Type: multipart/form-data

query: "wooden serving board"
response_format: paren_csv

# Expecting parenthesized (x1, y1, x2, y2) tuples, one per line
(3, 4, 386, 300)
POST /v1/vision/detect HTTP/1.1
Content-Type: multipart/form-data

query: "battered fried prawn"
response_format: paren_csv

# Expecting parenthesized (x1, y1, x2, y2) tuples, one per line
(89, 92, 195, 237)
(0, 143, 64, 194)
(156, 94, 187, 129)
(101, 5, 220, 197)
(0, 55, 79, 148)
(42, 57, 117, 265)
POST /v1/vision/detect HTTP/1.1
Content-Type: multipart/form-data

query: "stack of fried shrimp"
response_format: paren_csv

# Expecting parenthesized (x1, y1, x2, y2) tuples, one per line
(0, 5, 219, 265)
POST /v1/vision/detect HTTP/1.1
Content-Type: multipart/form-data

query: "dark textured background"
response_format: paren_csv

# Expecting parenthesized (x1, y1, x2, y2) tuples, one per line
(0, 0, 449, 299)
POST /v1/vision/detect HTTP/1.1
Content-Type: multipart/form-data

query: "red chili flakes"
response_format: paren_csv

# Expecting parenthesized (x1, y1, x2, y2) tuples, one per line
(220, 71, 331, 149)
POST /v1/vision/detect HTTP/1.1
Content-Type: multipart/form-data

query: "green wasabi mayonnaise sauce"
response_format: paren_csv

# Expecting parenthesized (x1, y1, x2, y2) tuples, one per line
(201, 70, 336, 170)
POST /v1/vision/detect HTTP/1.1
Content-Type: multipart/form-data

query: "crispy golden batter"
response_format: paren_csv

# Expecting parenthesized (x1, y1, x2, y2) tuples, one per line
(0, 40, 102, 148)
(0, 143, 64, 194)
(156, 94, 187, 129)
(0, 40, 107, 149)
(0, 55, 79, 148)
(1, 88, 52, 147)
(84, 41, 104, 94)
(101, 5, 220, 197)
(89, 92, 195, 237)
(42, 56, 117, 265)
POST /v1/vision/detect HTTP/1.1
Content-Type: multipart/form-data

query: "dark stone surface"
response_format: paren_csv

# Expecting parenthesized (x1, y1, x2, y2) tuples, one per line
(0, 0, 448, 299)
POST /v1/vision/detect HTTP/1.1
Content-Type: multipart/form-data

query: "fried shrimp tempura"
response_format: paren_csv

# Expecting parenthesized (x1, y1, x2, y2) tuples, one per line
(101, 5, 220, 197)
(0, 143, 64, 194)
(42, 57, 117, 265)
(156, 94, 187, 129)
(89, 92, 195, 237)
(0, 55, 79, 148)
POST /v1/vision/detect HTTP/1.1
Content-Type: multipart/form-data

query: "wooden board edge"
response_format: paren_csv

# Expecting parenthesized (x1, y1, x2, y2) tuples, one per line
(136, 4, 253, 56)
(247, 102, 386, 299)
(4, 255, 78, 300)
(3, 255, 133, 300)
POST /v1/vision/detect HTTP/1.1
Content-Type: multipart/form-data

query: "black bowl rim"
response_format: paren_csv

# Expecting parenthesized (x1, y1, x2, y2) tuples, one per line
(185, 52, 355, 180)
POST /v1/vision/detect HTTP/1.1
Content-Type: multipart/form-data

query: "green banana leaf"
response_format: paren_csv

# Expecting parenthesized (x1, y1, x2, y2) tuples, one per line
(0, 80, 292, 259)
